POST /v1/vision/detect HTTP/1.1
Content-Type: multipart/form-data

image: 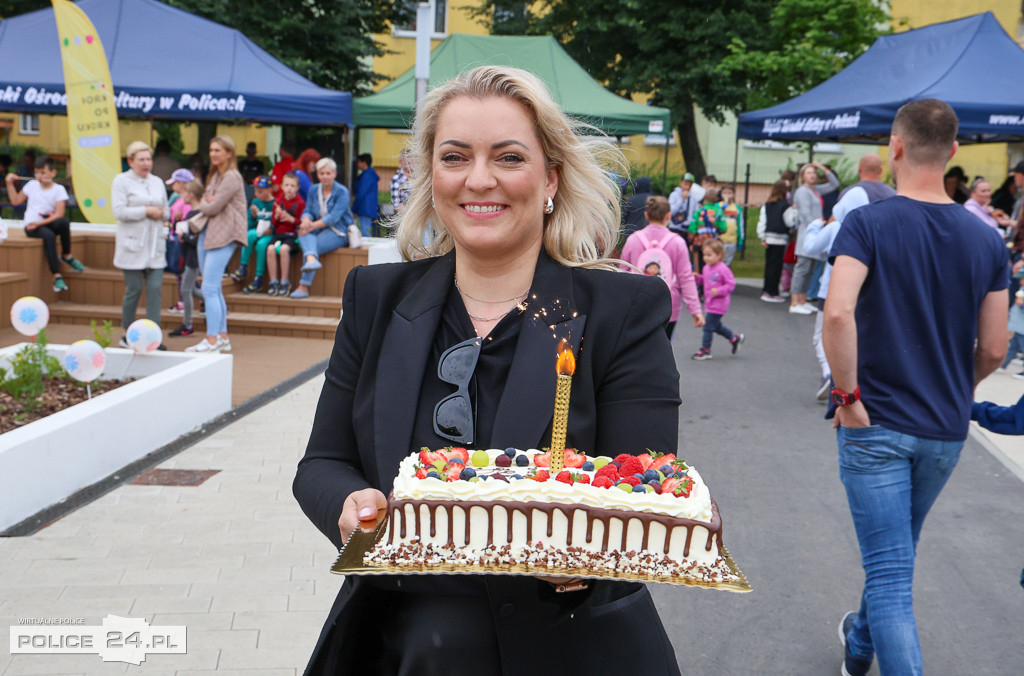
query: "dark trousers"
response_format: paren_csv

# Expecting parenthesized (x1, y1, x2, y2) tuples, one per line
(762, 243, 786, 296)
(665, 321, 676, 340)
(702, 312, 735, 350)
(25, 218, 72, 274)
(122, 268, 164, 328)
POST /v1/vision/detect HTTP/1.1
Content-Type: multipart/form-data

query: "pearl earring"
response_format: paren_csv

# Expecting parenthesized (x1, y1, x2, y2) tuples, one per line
(544, 196, 554, 214)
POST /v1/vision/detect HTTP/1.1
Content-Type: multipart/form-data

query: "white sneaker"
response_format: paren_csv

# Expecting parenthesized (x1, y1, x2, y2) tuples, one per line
(217, 337, 232, 353)
(185, 338, 222, 353)
(789, 304, 814, 315)
(802, 303, 820, 313)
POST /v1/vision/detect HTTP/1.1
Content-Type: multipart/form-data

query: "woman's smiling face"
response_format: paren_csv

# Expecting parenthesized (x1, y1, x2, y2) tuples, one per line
(431, 95, 557, 260)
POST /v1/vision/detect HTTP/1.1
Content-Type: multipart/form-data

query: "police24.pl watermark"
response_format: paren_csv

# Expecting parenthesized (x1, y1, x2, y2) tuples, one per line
(10, 615, 186, 665)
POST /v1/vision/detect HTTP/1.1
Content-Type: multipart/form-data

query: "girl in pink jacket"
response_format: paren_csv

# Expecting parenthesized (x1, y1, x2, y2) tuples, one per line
(692, 239, 744, 360)
(620, 195, 704, 339)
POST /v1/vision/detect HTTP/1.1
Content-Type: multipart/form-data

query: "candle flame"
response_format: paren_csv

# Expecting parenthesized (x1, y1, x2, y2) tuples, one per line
(556, 340, 575, 376)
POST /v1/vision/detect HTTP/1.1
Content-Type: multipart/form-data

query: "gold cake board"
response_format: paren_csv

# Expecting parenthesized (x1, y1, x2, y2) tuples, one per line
(331, 509, 752, 593)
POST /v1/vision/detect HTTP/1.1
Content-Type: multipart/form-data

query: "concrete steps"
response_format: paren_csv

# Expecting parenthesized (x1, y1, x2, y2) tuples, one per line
(1, 225, 362, 338)
(48, 301, 340, 339)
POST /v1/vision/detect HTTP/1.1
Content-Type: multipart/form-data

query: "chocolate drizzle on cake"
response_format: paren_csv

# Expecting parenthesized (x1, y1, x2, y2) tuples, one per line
(385, 494, 723, 558)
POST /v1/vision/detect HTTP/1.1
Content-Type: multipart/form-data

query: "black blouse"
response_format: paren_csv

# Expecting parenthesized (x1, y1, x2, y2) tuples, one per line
(411, 285, 528, 451)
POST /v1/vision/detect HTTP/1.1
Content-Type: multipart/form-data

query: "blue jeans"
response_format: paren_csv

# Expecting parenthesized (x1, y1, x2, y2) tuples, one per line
(197, 231, 237, 337)
(837, 424, 963, 676)
(1000, 332, 1024, 368)
(297, 227, 348, 287)
(701, 312, 735, 350)
(356, 215, 372, 237)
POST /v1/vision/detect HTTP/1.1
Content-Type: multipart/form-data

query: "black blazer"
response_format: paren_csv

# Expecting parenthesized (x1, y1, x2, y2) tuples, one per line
(294, 249, 683, 675)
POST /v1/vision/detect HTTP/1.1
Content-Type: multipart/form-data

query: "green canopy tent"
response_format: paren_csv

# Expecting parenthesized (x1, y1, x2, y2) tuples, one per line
(353, 34, 670, 137)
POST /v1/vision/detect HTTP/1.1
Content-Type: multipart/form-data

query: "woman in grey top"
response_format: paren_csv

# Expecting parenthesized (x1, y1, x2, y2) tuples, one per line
(111, 141, 170, 348)
(789, 161, 839, 314)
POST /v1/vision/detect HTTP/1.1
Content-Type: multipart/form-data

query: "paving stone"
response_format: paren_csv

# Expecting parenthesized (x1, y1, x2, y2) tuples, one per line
(173, 670, 296, 676)
(122, 648, 220, 671)
(217, 646, 312, 670)
(129, 595, 212, 616)
(59, 584, 190, 600)
(229, 610, 326, 631)
(208, 593, 288, 613)
(3, 653, 128, 674)
(183, 628, 259, 651)
(148, 612, 234, 631)
(191, 580, 312, 598)
(118, 566, 222, 585)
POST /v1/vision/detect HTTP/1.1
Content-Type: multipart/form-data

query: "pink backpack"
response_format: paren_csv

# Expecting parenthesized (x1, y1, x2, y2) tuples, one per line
(633, 231, 676, 289)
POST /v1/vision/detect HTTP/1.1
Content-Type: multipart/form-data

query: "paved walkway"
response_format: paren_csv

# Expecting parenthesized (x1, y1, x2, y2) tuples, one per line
(0, 376, 340, 675)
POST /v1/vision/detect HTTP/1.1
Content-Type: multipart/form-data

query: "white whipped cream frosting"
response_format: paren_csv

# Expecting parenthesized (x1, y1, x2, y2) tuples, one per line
(392, 449, 714, 523)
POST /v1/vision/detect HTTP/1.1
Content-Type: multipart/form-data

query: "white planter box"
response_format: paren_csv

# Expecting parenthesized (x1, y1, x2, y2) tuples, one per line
(0, 345, 232, 531)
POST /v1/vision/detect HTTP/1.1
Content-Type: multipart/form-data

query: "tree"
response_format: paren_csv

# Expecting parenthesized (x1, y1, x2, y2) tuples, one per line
(717, 0, 891, 112)
(164, 0, 408, 96)
(474, 0, 889, 180)
(0, 0, 409, 96)
(476, 0, 773, 179)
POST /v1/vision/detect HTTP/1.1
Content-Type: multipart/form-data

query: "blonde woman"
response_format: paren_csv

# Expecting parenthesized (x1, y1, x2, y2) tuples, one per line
(294, 66, 682, 675)
(111, 141, 169, 347)
(790, 161, 839, 314)
(186, 135, 246, 353)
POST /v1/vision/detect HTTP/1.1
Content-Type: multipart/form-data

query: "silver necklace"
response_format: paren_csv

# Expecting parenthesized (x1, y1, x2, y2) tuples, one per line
(454, 276, 529, 304)
(465, 303, 526, 323)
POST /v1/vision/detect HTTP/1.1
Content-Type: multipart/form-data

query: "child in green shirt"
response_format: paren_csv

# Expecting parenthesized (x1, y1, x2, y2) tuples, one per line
(232, 175, 276, 293)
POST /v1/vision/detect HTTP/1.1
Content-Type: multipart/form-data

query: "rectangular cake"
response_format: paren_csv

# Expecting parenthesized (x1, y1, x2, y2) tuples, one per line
(364, 447, 739, 583)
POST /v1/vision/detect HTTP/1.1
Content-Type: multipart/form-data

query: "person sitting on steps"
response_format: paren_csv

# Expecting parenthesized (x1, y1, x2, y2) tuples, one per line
(5, 155, 85, 293)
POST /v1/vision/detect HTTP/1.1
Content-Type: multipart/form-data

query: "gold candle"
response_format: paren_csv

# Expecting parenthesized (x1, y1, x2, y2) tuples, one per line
(549, 340, 575, 474)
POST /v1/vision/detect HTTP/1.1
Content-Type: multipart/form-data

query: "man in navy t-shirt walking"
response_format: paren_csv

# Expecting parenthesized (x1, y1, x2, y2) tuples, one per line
(823, 99, 1009, 676)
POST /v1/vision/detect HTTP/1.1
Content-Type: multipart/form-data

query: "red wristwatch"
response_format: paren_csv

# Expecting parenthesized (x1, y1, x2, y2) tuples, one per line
(830, 385, 861, 407)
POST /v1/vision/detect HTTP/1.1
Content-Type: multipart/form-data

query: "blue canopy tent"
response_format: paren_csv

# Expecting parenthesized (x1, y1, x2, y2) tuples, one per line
(737, 12, 1024, 144)
(0, 0, 351, 126)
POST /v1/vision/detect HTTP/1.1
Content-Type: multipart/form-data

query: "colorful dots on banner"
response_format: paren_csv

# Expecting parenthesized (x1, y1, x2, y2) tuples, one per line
(89, 84, 109, 90)
(80, 197, 107, 208)
(62, 35, 96, 47)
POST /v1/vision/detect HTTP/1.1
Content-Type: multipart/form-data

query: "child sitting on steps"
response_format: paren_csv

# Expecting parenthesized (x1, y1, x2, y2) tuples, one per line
(265, 172, 305, 297)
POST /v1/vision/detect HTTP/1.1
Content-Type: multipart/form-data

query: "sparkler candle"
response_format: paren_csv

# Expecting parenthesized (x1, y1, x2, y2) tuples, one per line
(549, 339, 575, 474)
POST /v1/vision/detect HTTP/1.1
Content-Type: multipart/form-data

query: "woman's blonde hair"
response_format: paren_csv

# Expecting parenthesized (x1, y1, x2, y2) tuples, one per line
(207, 135, 238, 184)
(394, 65, 627, 268)
(125, 141, 152, 162)
(798, 163, 819, 187)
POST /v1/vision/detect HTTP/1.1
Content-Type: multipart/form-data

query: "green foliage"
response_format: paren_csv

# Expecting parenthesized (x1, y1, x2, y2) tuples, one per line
(0, 0, 408, 95)
(90, 319, 115, 349)
(627, 159, 686, 198)
(718, 0, 891, 111)
(152, 121, 184, 155)
(0, 330, 63, 412)
(163, 0, 411, 95)
(468, 0, 774, 179)
(0, 0, 45, 20)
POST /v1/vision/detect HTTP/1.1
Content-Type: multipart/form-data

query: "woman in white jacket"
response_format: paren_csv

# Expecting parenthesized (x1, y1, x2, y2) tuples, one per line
(111, 141, 170, 348)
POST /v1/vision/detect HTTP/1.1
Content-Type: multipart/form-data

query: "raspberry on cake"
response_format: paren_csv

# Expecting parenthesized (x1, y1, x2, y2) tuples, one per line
(363, 448, 741, 585)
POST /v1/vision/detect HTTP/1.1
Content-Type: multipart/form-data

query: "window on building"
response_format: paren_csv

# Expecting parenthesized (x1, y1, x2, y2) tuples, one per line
(393, 0, 447, 37)
(19, 113, 39, 136)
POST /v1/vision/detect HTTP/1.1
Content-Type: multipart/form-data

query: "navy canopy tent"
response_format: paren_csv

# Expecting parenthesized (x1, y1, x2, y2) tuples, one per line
(737, 12, 1024, 144)
(0, 0, 351, 126)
